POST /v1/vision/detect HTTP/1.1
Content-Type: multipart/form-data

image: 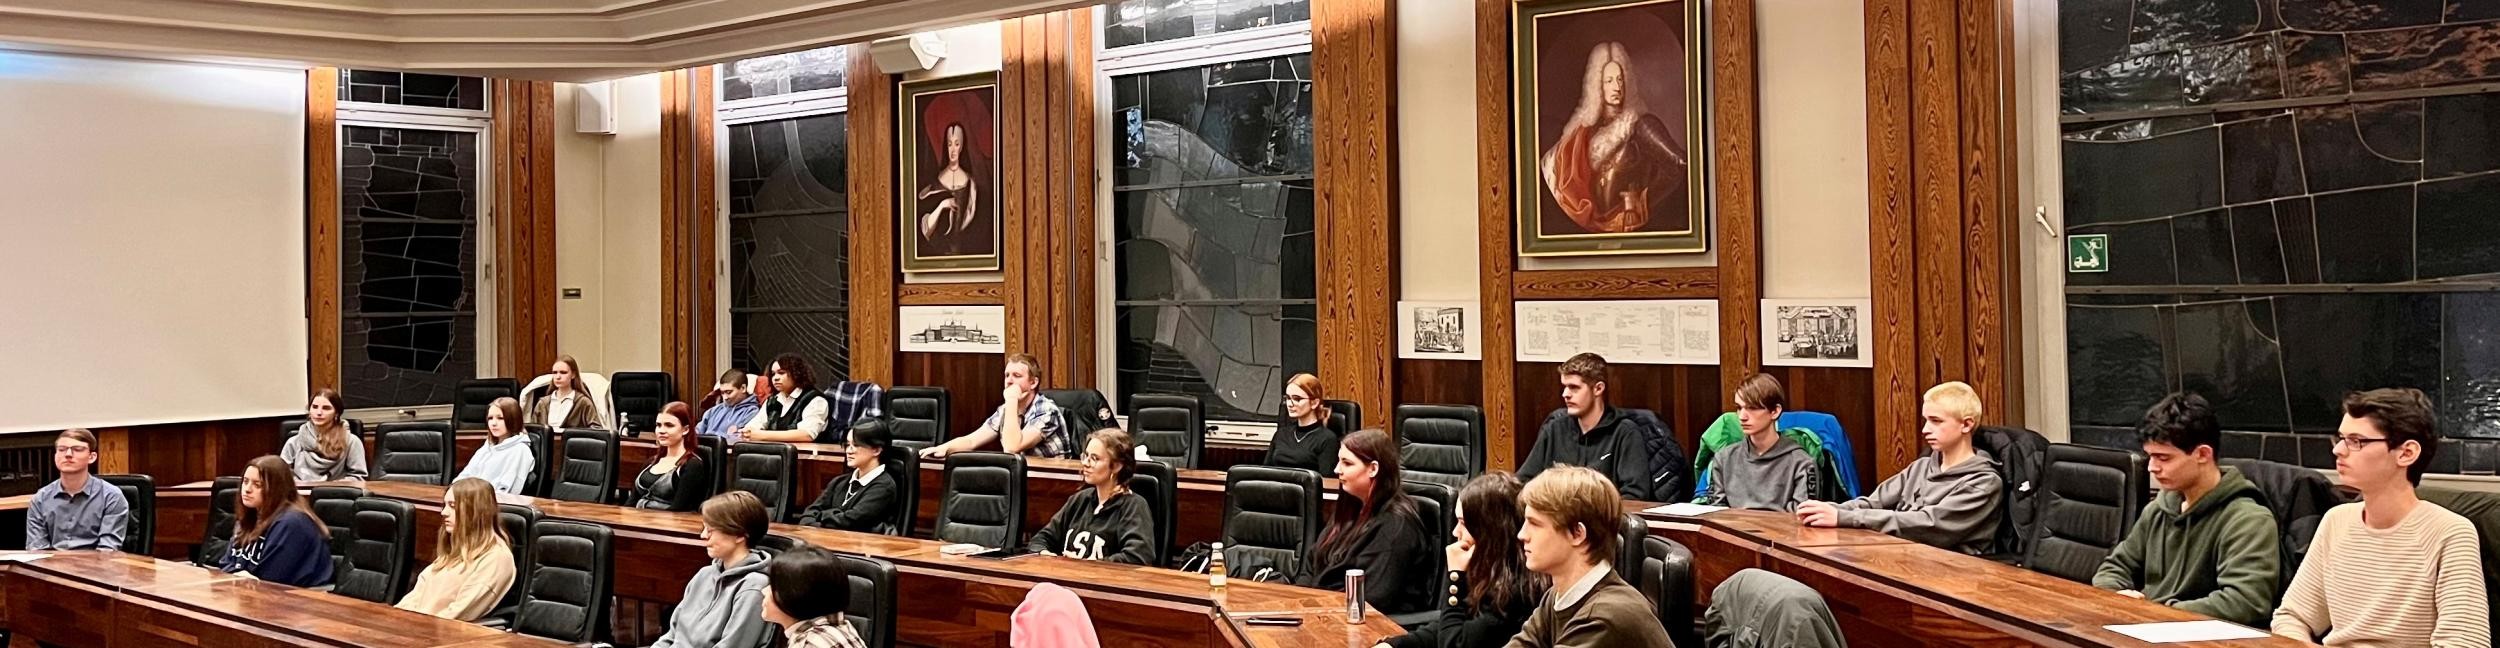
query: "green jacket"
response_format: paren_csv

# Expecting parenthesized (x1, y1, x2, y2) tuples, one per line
(2090, 466, 2282, 626)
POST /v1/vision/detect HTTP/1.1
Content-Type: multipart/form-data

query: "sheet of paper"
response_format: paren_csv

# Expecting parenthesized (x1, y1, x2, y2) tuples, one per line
(2102, 620, 2270, 643)
(0, 552, 52, 562)
(1643, 503, 1727, 517)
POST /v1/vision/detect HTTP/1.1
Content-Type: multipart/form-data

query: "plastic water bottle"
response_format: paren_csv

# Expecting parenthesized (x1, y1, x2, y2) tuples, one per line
(1208, 542, 1228, 591)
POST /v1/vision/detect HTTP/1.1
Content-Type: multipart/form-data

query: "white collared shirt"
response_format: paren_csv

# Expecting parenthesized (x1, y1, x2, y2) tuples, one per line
(850, 463, 886, 487)
(545, 391, 578, 427)
(1553, 560, 1615, 610)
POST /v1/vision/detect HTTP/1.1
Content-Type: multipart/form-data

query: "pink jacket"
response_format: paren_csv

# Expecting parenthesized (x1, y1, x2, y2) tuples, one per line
(1009, 583, 1102, 648)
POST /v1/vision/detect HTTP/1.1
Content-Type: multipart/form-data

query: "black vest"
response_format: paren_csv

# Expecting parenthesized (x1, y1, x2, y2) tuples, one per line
(767, 389, 825, 431)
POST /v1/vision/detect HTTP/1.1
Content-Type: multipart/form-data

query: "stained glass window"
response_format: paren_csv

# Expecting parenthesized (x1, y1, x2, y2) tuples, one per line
(338, 69, 485, 111)
(339, 126, 480, 409)
(722, 47, 849, 102)
(727, 113, 852, 378)
(1103, 0, 1309, 49)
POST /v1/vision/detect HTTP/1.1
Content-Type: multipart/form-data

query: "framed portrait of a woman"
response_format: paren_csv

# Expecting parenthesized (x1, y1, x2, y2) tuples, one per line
(899, 72, 1001, 272)
(1512, 0, 1708, 257)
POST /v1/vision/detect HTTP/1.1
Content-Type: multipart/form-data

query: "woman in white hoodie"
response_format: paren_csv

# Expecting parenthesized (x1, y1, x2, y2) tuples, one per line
(455, 397, 535, 494)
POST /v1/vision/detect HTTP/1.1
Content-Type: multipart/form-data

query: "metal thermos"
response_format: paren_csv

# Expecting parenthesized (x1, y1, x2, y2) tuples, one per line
(1344, 569, 1366, 622)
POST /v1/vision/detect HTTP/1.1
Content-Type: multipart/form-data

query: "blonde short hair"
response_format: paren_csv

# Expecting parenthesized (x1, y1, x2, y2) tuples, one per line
(1520, 466, 1622, 565)
(1923, 381, 1982, 422)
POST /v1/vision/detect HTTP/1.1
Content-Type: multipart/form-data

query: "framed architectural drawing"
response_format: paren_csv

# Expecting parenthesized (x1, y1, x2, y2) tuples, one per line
(898, 305, 1005, 354)
(1761, 299, 1872, 368)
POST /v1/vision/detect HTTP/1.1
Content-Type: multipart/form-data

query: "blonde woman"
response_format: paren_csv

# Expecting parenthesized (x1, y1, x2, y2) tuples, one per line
(456, 397, 535, 494)
(529, 355, 604, 429)
(280, 388, 366, 482)
(397, 478, 516, 621)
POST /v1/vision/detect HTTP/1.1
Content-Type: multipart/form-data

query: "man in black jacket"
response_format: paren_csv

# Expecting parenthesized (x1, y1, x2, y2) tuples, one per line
(796, 419, 902, 534)
(1518, 353, 1653, 501)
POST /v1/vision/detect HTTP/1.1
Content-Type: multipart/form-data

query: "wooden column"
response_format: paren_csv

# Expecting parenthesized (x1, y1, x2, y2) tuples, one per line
(998, 12, 1097, 388)
(308, 68, 342, 392)
(1712, 0, 1764, 400)
(848, 45, 900, 386)
(1314, 0, 1400, 430)
(660, 67, 719, 403)
(492, 80, 561, 379)
(1866, 0, 2018, 476)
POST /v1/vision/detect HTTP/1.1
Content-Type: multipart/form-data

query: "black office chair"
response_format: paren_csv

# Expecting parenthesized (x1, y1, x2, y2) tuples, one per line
(549, 428, 620, 504)
(2422, 487, 2500, 631)
(194, 476, 241, 565)
(695, 434, 728, 494)
(479, 503, 542, 629)
(1637, 533, 1700, 648)
(936, 452, 1026, 548)
(2225, 457, 2345, 576)
(1323, 399, 1362, 435)
(334, 497, 416, 604)
(308, 485, 364, 580)
(887, 450, 922, 537)
(1221, 465, 1323, 582)
(454, 378, 520, 431)
(838, 553, 899, 648)
(523, 424, 556, 497)
(732, 442, 799, 522)
(1128, 393, 1206, 469)
(1038, 389, 1117, 437)
(98, 474, 154, 555)
(1404, 480, 1455, 560)
(1394, 404, 1486, 491)
(882, 386, 952, 454)
(1128, 460, 1180, 565)
(515, 520, 614, 643)
(608, 371, 675, 435)
(372, 422, 456, 484)
(2027, 443, 2148, 583)
(756, 533, 806, 558)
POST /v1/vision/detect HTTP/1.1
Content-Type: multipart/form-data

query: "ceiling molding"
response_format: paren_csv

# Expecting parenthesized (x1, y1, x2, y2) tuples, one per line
(0, 0, 1089, 81)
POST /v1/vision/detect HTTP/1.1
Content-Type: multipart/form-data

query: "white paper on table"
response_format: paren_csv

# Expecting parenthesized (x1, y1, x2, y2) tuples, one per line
(1642, 503, 1727, 517)
(0, 552, 52, 562)
(2102, 620, 2270, 643)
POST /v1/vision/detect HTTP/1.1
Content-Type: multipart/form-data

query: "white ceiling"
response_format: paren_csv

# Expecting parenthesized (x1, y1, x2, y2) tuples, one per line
(0, 0, 1089, 81)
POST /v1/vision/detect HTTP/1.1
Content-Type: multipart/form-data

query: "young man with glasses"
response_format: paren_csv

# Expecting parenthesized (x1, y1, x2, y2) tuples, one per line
(795, 419, 903, 535)
(1519, 353, 1654, 500)
(27, 428, 128, 551)
(2271, 388, 2488, 646)
(2092, 392, 2281, 627)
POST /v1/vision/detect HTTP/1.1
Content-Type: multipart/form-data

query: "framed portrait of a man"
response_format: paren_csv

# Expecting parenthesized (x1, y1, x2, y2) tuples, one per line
(899, 72, 1001, 273)
(1512, 0, 1708, 257)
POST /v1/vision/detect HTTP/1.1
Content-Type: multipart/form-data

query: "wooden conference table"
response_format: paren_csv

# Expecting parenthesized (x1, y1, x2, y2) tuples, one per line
(0, 550, 560, 648)
(154, 479, 1402, 648)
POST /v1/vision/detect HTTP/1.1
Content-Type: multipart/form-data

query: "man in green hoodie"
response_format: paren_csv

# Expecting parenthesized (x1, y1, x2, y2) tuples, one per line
(2091, 392, 2282, 627)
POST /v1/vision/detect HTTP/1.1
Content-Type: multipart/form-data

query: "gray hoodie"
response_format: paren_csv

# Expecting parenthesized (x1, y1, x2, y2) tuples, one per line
(652, 549, 773, 648)
(1836, 451, 2003, 554)
(1700, 435, 1818, 512)
(279, 422, 367, 483)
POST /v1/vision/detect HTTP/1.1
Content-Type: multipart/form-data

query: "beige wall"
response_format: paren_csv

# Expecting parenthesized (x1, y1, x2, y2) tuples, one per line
(555, 73, 665, 374)
(1393, 0, 1481, 302)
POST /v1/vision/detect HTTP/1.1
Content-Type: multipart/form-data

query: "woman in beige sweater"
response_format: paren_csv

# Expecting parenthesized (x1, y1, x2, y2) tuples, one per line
(397, 478, 516, 621)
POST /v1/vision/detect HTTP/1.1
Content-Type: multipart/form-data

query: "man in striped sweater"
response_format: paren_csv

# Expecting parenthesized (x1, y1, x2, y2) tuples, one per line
(2271, 388, 2489, 648)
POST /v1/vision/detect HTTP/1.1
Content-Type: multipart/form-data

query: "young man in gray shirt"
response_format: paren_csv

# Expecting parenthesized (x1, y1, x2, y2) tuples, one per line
(27, 428, 129, 551)
(1798, 381, 2003, 554)
(1699, 373, 1818, 512)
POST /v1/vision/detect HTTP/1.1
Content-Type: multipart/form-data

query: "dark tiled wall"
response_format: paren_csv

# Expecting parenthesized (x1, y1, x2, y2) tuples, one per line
(2072, 425, 2500, 476)
(2061, 1, 2500, 452)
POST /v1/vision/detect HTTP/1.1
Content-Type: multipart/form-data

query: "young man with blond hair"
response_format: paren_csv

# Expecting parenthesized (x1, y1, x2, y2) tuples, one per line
(1511, 466, 1677, 647)
(1797, 382, 2002, 554)
(920, 353, 1071, 460)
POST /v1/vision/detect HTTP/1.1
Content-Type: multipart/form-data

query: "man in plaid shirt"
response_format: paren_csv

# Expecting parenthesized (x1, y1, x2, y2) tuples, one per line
(919, 352, 1072, 460)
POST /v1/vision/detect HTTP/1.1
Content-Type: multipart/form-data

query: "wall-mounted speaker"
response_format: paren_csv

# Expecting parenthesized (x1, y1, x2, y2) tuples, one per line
(573, 80, 614, 135)
(869, 32, 948, 74)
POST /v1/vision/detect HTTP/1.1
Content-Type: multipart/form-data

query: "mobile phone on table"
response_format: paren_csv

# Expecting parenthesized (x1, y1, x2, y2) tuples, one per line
(1243, 617, 1302, 627)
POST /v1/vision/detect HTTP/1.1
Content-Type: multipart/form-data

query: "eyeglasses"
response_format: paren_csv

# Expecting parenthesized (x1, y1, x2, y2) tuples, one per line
(2334, 436, 2392, 450)
(1282, 395, 1311, 405)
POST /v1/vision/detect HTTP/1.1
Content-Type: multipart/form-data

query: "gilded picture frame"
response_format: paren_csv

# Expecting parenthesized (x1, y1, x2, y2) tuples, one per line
(1513, 0, 1711, 257)
(899, 72, 1002, 273)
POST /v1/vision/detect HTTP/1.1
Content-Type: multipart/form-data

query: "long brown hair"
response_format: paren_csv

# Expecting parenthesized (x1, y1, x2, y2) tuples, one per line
(438, 478, 510, 565)
(1457, 473, 1542, 613)
(236, 455, 324, 545)
(1287, 373, 1332, 422)
(486, 397, 524, 442)
(309, 388, 348, 458)
(1315, 429, 1414, 565)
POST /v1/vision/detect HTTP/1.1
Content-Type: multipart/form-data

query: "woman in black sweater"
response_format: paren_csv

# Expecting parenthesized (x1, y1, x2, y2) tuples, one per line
(1265, 373, 1341, 472)
(632, 401, 711, 511)
(796, 419, 902, 534)
(1301, 428, 1434, 616)
(1382, 472, 1545, 648)
(1026, 429, 1156, 565)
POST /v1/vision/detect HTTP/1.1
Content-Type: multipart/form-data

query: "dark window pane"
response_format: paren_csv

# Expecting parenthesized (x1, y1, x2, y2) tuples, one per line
(341, 126, 478, 408)
(722, 47, 850, 101)
(1113, 180, 1311, 302)
(1113, 55, 1312, 186)
(338, 69, 485, 111)
(1103, 0, 1309, 49)
(727, 113, 851, 379)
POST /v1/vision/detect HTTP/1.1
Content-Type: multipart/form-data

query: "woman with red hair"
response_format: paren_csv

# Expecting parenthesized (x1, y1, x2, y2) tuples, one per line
(632, 402, 713, 512)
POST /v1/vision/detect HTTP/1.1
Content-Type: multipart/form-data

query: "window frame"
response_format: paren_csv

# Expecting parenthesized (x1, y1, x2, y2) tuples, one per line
(1093, 5, 1316, 428)
(334, 86, 497, 418)
(713, 62, 853, 376)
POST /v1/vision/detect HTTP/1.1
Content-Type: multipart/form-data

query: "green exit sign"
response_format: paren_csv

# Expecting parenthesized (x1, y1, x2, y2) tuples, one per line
(2068, 234, 2109, 274)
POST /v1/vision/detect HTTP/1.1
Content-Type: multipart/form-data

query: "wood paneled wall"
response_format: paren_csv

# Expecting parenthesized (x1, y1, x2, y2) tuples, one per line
(1866, 0, 2019, 476)
(660, 67, 720, 403)
(307, 68, 342, 392)
(492, 80, 561, 379)
(1473, 0, 1760, 472)
(998, 12, 1099, 390)
(847, 44, 900, 386)
(97, 417, 295, 489)
(1314, 0, 1400, 429)
(900, 353, 1009, 441)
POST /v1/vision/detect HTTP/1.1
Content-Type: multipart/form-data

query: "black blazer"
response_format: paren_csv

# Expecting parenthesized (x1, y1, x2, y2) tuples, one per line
(796, 468, 900, 534)
(632, 453, 710, 512)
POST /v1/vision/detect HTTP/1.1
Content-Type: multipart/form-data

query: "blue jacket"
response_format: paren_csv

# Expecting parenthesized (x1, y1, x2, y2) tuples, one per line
(1780, 411, 1862, 498)
(220, 508, 334, 588)
(697, 396, 761, 441)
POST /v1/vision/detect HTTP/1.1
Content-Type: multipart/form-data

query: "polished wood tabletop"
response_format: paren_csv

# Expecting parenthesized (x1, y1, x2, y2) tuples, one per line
(0, 550, 562, 648)
(157, 479, 1403, 648)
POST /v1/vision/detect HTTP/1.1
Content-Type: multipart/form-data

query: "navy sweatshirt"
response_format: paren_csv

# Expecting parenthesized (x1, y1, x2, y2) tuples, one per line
(220, 509, 334, 587)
